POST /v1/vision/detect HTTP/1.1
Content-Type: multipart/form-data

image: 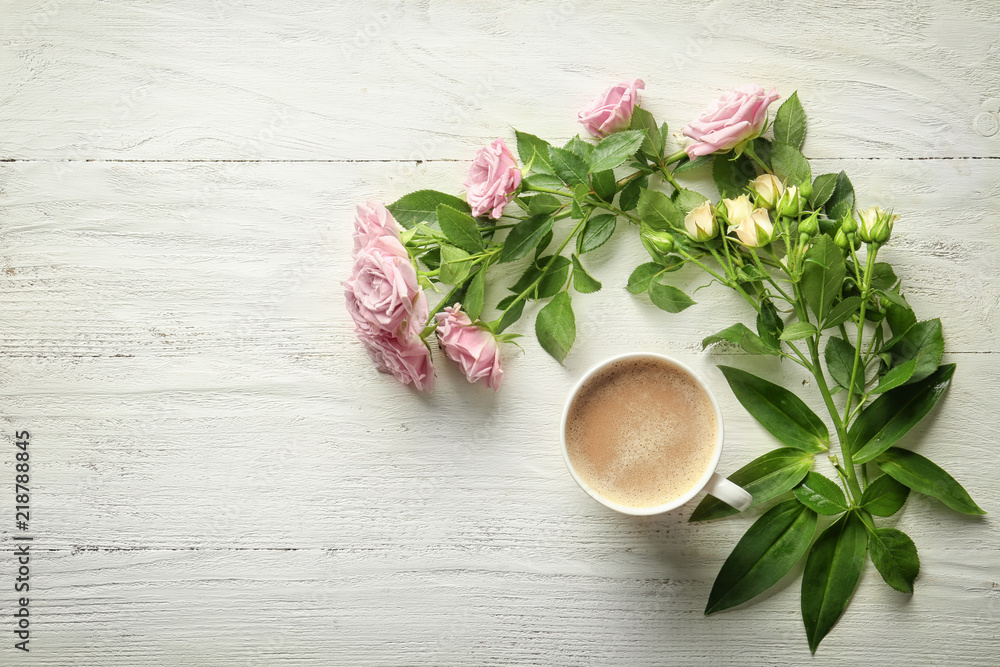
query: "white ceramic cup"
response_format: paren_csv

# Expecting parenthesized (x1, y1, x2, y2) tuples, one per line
(560, 352, 752, 516)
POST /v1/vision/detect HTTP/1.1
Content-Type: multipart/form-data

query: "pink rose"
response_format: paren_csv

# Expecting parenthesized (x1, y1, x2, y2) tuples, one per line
(465, 139, 522, 219)
(344, 235, 428, 338)
(435, 305, 503, 391)
(577, 79, 645, 137)
(353, 199, 401, 257)
(681, 84, 780, 158)
(358, 329, 434, 392)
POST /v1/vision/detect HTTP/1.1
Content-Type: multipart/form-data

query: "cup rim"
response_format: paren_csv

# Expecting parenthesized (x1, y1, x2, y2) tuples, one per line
(559, 352, 725, 516)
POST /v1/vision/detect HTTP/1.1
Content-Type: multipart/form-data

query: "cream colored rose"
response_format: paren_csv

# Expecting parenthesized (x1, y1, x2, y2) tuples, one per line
(684, 201, 718, 241)
(723, 194, 754, 224)
(750, 174, 784, 209)
(732, 208, 774, 247)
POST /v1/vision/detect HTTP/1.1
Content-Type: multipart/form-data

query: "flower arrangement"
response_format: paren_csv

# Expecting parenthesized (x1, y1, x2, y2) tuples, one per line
(343, 81, 983, 652)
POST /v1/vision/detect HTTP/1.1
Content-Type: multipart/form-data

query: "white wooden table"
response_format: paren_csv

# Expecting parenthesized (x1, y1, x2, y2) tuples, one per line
(2, 1, 998, 664)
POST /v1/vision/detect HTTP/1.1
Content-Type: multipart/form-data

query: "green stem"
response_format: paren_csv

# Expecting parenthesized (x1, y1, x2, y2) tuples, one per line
(664, 148, 687, 165)
(843, 246, 878, 426)
(658, 165, 681, 192)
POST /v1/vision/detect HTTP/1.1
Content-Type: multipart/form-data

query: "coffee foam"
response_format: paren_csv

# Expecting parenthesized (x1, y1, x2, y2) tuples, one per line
(565, 357, 718, 508)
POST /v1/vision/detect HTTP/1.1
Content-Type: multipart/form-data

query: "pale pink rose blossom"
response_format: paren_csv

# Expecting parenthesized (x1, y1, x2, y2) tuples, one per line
(358, 329, 435, 392)
(577, 79, 645, 137)
(435, 305, 503, 391)
(465, 139, 522, 219)
(353, 199, 402, 256)
(681, 84, 780, 158)
(344, 235, 428, 337)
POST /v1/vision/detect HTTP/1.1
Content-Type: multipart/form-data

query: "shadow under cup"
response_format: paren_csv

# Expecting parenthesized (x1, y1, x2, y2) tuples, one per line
(560, 352, 752, 516)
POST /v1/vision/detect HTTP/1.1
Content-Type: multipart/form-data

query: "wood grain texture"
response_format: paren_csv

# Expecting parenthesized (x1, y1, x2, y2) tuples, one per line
(1, 0, 998, 665)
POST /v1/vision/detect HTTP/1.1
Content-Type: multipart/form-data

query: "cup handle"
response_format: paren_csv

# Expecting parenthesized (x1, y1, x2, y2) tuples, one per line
(704, 472, 753, 511)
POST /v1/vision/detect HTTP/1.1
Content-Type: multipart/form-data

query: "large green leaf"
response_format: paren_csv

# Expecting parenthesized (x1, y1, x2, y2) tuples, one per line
(825, 171, 855, 222)
(718, 366, 830, 453)
(801, 512, 868, 654)
(702, 323, 777, 357)
(706, 499, 817, 614)
(771, 142, 811, 187)
(638, 187, 683, 231)
(822, 296, 862, 330)
(772, 91, 807, 150)
(578, 213, 617, 254)
(535, 255, 572, 299)
(498, 214, 553, 264)
(438, 245, 472, 285)
(387, 190, 471, 229)
(885, 319, 944, 385)
(850, 364, 956, 464)
(859, 474, 910, 517)
(876, 447, 985, 515)
(866, 525, 919, 594)
(571, 255, 602, 294)
(535, 291, 576, 363)
(756, 299, 783, 350)
(436, 204, 484, 254)
(590, 129, 646, 172)
(463, 263, 487, 321)
(793, 472, 848, 515)
(515, 130, 555, 174)
(689, 448, 814, 522)
(801, 235, 846, 322)
(548, 146, 590, 186)
(810, 173, 839, 209)
(712, 152, 755, 198)
(590, 169, 616, 203)
(648, 281, 695, 313)
(630, 107, 662, 159)
(824, 336, 863, 394)
(626, 262, 663, 294)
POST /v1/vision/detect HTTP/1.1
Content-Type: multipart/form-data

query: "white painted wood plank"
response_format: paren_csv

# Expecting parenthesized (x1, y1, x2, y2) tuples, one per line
(1, 0, 999, 160)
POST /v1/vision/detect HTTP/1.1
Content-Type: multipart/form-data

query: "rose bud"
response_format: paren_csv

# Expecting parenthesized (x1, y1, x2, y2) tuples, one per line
(684, 201, 719, 241)
(722, 194, 755, 224)
(776, 185, 802, 218)
(749, 174, 785, 209)
(466, 139, 522, 219)
(798, 211, 819, 237)
(641, 224, 676, 258)
(732, 208, 774, 247)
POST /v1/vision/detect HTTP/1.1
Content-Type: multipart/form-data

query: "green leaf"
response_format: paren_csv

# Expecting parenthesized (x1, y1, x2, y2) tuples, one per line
(674, 155, 713, 174)
(579, 213, 617, 254)
(713, 152, 755, 198)
(851, 364, 956, 464)
(870, 263, 899, 291)
(705, 499, 817, 614)
(770, 142, 811, 187)
(494, 296, 525, 333)
(590, 169, 616, 203)
(522, 174, 564, 191)
(779, 321, 818, 341)
(630, 107, 661, 159)
(885, 301, 917, 338)
(464, 264, 487, 321)
(876, 447, 985, 515)
(871, 358, 917, 394)
(801, 235, 846, 322)
(548, 146, 590, 186)
(825, 336, 863, 394)
(626, 262, 662, 295)
(590, 129, 646, 172)
(860, 474, 910, 517)
(388, 190, 471, 229)
(822, 296, 862, 329)
(867, 526, 920, 594)
(638, 187, 683, 231)
(674, 188, 709, 215)
(438, 244, 472, 285)
(563, 135, 595, 163)
(689, 448, 814, 521)
(886, 319, 944, 385)
(436, 204, 484, 254)
(825, 171, 855, 222)
(526, 194, 562, 216)
(498, 215, 553, 263)
(756, 299, 784, 350)
(535, 291, 576, 363)
(793, 472, 848, 515)
(618, 175, 647, 212)
(702, 323, 776, 356)
(772, 91, 807, 150)
(648, 281, 695, 313)
(810, 173, 839, 209)
(571, 255, 602, 294)
(515, 130, 555, 175)
(718, 366, 830, 453)
(751, 137, 772, 170)
(801, 512, 868, 653)
(535, 255, 572, 299)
